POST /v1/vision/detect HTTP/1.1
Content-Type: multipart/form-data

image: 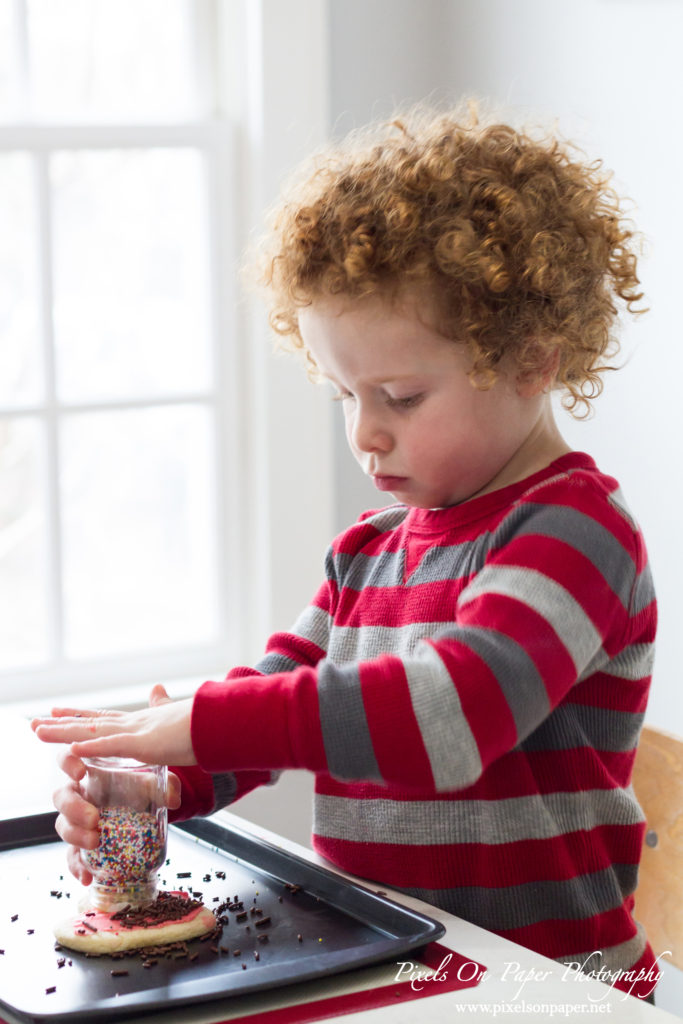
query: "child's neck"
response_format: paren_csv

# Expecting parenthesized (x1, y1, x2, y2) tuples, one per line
(468, 401, 572, 503)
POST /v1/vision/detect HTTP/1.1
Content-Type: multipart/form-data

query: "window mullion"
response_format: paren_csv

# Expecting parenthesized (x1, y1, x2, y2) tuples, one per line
(11, 0, 30, 119)
(205, 128, 240, 662)
(189, 0, 219, 117)
(34, 148, 65, 667)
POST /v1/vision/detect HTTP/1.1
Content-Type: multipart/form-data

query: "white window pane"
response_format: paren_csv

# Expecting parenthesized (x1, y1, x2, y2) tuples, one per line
(61, 405, 218, 659)
(27, 0, 199, 122)
(51, 149, 212, 403)
(0, 417, 49, 673)
(0, 0, 21, 121)
(0, 153, 43, 405)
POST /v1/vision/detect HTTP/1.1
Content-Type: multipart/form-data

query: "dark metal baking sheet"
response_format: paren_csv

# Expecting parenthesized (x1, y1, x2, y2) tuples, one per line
(0, 812, 444, 1023)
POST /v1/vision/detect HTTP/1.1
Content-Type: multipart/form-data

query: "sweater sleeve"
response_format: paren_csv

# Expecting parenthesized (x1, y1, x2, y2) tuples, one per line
(167, 764, 277, 822)
(191, 487, 656, 792)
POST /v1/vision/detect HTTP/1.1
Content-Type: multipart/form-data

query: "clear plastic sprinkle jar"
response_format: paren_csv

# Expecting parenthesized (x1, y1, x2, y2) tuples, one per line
(80, 756, 168, 912)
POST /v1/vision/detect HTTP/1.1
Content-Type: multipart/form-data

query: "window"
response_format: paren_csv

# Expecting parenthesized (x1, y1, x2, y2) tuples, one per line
(0, 0, 237, 699)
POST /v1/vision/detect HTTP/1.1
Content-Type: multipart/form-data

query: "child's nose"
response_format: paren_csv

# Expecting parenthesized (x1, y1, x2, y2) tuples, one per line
(350, 405, 393, 453)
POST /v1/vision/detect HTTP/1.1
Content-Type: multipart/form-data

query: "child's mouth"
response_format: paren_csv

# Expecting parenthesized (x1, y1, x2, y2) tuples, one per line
(372, 475, 408, 491)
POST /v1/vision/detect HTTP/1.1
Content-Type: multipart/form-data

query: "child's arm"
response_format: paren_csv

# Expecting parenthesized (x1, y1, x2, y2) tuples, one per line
(187, 486, 656, 792)
(32, 579, 337, 819)
(34, 486, 655, 793)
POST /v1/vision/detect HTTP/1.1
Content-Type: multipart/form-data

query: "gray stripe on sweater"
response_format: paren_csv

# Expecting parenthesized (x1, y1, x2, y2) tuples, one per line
(576, 640, 654, 685)
(255, 652, 302, 674)
(404, 644, 482, 790)
(630, 565, 656, 614)
(314, 787, 645, 846)
(522, 704, 645, 753)
(338, 550, 405, 591)
(558, 925, 648, 978)
(406, 540, 486, 585)
(458, 566, 602, 673)
(327, 622, 449, 664)
(211, 773, 238, 809)
(443, 625, 549, 740)
(317, 660, 382, 782)
(326, 506, 410, 584)
(603, 643, 655, 680)
(289, 603, 333, 649)
(398, 863, 637, 933)
(607, 487, 638, 532)
(498, 504, 635, 608)
(360, 505, 411, 534)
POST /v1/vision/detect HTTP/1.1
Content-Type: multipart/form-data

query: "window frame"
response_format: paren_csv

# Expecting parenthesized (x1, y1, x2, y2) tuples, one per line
(0, 0, 334, 707)
(0, 14, 240, 700)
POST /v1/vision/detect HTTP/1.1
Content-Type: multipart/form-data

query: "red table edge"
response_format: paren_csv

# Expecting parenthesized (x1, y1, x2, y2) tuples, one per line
(218, 942, 486, 1024)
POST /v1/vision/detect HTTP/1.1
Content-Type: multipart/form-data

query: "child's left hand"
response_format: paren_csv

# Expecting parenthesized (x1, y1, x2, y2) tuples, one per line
(31, 685, 197, 766)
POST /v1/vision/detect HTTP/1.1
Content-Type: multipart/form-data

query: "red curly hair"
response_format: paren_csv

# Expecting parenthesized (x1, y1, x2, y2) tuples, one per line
(255, 102, 646, 416)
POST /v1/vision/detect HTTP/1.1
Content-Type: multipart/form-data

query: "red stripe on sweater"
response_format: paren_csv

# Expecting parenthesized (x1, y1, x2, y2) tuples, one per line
(628, 599, 657, 643)
(500, 904, 638, 961)
(522, 480, 640, 554)
(332, 518, 392, 555)
(312, 823, 645, 889)
(316, 745, 638, 801)
(359, 655, 436, 788)
(265, 631, 327, 667)
(498, 535, 632, 636)
(333, 579, 471, 628)
(434, 636, 518, 759)
(193, 670, 329, 774)
(454, 595, 578, 709)
(569, 675, 650, 714)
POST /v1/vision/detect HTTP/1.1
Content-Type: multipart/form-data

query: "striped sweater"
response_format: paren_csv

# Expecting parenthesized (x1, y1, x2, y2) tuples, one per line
(181, 451, 658, 996)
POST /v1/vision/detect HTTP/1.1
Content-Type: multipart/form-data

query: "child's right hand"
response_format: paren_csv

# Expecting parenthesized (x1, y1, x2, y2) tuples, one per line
(53, 747, 99, 885)
(52, 747, 182, 886)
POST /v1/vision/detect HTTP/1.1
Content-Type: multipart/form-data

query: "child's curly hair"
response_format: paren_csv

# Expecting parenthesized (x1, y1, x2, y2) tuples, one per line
(255, 101, 646, 416)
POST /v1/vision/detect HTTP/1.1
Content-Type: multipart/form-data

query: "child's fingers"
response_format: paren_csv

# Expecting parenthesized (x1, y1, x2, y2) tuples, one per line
(29, 706, 109, 729)
(50, 706, 103, 718)
(168, 771, 182, 810)
(32, 713, 126, 744)
(56, 747, 87, 782)
(69, 733, 145, 761)
(54, 811, 99, 852)
(54, 796, 99, 851)
(149, 684, 171, 706)
(66, 844, 93, 886)
(53, 781, 99, 831)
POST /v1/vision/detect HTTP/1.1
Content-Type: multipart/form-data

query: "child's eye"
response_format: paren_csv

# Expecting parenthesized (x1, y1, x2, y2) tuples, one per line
(331, 389, 354, 403)
(386, 393, 424, 409)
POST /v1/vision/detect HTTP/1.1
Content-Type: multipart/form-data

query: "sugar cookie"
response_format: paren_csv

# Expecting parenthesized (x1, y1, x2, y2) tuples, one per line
(54, 891, 216, 954)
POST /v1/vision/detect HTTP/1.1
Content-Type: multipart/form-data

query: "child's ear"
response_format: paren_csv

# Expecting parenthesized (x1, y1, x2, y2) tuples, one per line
(515, 345, 561, 398)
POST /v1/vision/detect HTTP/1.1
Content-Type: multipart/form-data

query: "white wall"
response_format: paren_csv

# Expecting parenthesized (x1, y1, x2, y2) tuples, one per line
(329, 0, 683, 739)
(328, 0, 456, 529)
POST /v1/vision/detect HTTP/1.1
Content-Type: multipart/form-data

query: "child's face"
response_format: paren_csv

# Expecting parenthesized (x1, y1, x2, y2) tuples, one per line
(299, 292, 552, 509)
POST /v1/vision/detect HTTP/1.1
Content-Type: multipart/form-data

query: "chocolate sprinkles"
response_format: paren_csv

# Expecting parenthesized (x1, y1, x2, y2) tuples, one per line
(110, 892, 204, 930)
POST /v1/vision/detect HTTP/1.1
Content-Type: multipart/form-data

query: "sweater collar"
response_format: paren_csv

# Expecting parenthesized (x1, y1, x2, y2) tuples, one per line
(405, 451, 597, 534)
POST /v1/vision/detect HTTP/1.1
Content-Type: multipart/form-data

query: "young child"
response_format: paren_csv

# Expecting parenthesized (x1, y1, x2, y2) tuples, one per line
(33, 103, 658, 1000)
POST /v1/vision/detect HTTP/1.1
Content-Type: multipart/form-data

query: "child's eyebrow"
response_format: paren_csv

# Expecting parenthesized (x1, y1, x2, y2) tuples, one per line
(319, 372, 418, 383)
(364, 374, 427, 387)
(318, 371, 429, 388)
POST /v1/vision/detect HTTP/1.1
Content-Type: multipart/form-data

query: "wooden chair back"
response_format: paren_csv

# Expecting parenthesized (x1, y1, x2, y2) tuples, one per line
(632, 724, 683, 971)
